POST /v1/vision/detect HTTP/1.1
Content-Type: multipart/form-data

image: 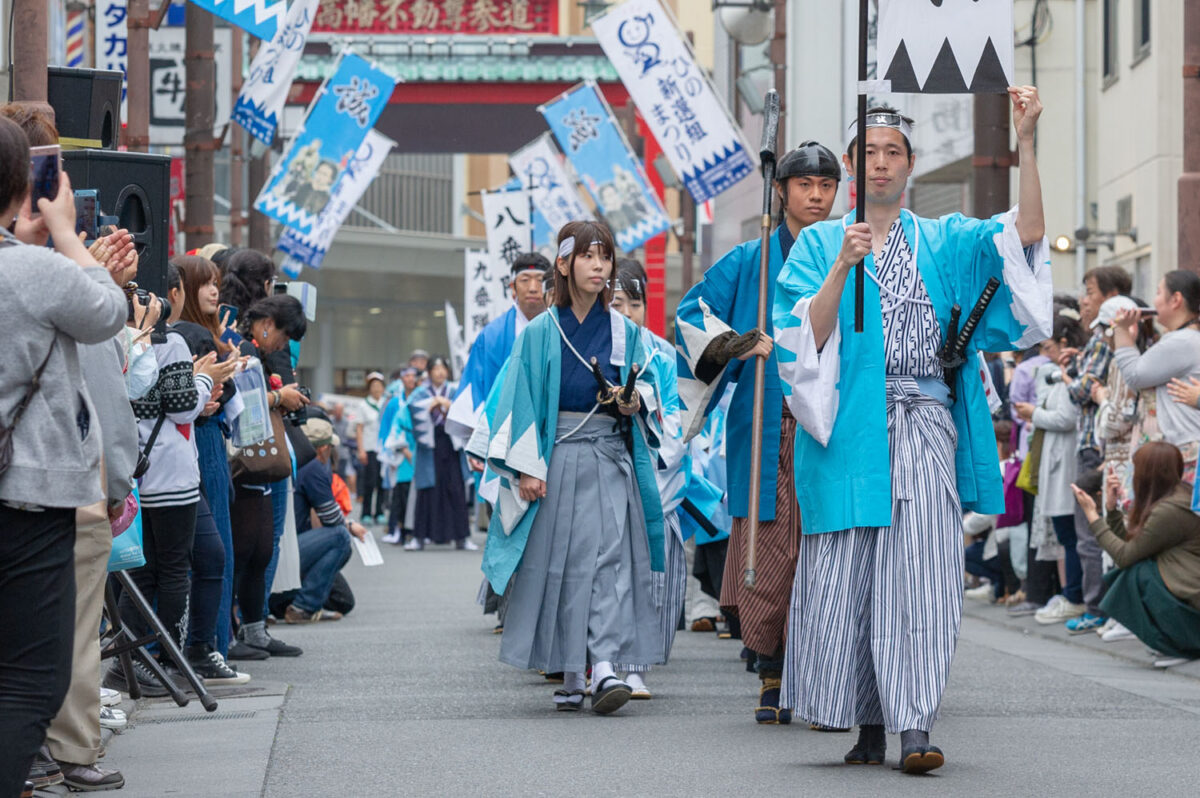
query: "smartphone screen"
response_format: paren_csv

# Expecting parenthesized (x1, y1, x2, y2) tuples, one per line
(218, 303, 238, 328)
(30, 145, 62, 214)
(74, 189, 98, 240)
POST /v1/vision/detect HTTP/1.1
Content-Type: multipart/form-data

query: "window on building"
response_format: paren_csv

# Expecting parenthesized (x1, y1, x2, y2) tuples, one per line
(1103, 0, 1119, 84)
(1133, 0, 1150, 63)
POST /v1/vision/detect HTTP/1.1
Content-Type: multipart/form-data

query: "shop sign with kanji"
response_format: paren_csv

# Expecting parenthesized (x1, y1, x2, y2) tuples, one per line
(313, 0, 557, 35)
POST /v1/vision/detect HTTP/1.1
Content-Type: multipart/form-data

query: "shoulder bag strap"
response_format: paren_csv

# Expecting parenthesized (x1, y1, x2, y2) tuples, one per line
(6, 339, 57, 429)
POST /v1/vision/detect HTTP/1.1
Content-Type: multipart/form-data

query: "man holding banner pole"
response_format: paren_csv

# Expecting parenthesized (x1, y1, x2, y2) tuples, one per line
(675, 108, 841, 723)
(773, 86, 1051, 773)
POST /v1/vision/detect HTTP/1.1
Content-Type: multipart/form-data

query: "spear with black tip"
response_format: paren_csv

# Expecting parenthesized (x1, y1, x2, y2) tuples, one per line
(743, 89, 781, 590)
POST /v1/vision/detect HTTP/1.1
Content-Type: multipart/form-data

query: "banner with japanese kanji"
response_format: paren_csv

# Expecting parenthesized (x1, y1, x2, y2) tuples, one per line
(591, 0, 756, 203)
(254, 52, 396, 235)
(233, 0, 321, 146)
(539, 81, 670, 252)
(463, 249, 511, 347)
(313, 0, 557, 36)
(189, 0, 287, 41)
(480, 188, 534, 275)
(508, 134, 593, 243)
(277, 128, 396, 275)
(96, 1, 128, 123)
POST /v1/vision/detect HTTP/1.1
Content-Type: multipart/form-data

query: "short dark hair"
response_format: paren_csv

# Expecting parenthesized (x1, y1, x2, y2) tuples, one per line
(1162, 269, 1200, 315)
(243, 294, 307, 341)
(615, 258, 647, 302)
(1082, 265, 1132, 297)
(0, 115, 31, 213)
(511, 251, 551, 275)
(846, 105, 914, 159)
(553, 220, 617, 310)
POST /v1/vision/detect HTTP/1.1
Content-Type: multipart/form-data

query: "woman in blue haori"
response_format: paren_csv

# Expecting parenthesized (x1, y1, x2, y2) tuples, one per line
(478, 221, 665, 715)
(773, 91, 1053, 774)
(608, 258, 688, 700)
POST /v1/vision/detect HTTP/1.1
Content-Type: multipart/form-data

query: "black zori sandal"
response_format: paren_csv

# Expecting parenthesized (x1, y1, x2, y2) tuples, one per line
(844, 724, 886, 765)
(590, 675, 632, 715)
(554, 689, 585, 712)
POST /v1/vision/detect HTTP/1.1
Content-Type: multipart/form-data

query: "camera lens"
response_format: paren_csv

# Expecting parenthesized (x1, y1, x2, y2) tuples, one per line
(159, 296, 172, 321)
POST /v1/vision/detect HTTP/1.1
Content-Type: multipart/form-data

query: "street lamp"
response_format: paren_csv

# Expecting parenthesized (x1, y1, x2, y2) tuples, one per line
(1052, 227, 1139, 252)
(712, 0, 774, 46)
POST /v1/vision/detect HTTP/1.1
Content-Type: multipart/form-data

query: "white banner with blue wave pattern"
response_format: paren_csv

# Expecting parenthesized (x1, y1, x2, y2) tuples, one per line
(232, 0, 319, 146)
(277, 128, 395, 275)
(591, 0, 756, 203)
(188, 0, 286, 41)
(539, 81, 670, 253)
(254, 51, 395, 236)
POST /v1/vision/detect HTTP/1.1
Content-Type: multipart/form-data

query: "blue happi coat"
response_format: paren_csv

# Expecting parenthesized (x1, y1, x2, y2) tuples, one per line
(408, 380, 467, 491)
(379, 390, 416, 485)
(675, 225, 791, 521)
(478, 305, 666, 593)
(773, 208, 1053, 535)
(680, 387, 732, 545)
(446, 304, 523, 441)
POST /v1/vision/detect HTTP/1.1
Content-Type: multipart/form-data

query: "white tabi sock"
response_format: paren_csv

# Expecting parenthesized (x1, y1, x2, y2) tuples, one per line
(625, 672, 647, 691)
(591, 661, 616, 686)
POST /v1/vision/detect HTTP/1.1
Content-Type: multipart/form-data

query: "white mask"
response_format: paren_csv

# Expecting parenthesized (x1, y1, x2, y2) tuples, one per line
(122, 328, 159, 400)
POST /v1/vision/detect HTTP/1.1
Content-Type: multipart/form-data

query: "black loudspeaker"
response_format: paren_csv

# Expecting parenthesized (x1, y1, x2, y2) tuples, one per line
(62, 150, 171, 296)
(46, 67, 122, 150)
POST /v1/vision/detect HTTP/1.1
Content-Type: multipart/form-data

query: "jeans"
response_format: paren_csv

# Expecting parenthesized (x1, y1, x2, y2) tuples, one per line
(965, 539, 1006, 600)
(292, 526, 352, 613)
(1051, 514, 1084, 605)
(119, 503, 198, 647)
(261, 478, 289, 616)
(195, 419, 234, 654)
(187, 494, 226, 648)
(0, 505, 76, 797)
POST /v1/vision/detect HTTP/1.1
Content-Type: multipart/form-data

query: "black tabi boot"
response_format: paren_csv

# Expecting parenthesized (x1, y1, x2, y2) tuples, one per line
(899, 728, 945, 774)
(844, 724, 886, 765)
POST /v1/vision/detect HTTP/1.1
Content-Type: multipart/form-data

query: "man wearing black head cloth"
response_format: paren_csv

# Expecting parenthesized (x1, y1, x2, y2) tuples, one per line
(674, 141, 841, 724)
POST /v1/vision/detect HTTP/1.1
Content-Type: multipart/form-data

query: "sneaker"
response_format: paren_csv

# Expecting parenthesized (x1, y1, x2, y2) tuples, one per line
(380, 530, 401, 545)
(457, 538, 480, 551)
(1101, 621, 1136, 643)
(59, 761, 125, 792)
(403, 538, 424, 551)
(99, 705, 127, 730)
(1006, 600, 1041, 617)
(103, 660, 172, 698)
(240, 631, 304, 657)
(1004, 589, 1027, 607)
(1035, 596, 1086, 625)
(1153, 656, 1194, 668)
(28, 746, 63, 788)
(187, 644, 251, 686)
(1095, 617, 1118, 636)
(317, 609, 344, 622)
(361, 514, 373, 526)
(374, 514, 388, 525)
(99, 686, 122, 707)
(964, 584, 997, 603)
(1066, 613, 1107, 634)
(227, 640, 271, 661)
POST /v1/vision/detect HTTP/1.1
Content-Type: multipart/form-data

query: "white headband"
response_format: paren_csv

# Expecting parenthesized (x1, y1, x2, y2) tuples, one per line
(557, 237, 604, 259)
(845, 112, 913, 153)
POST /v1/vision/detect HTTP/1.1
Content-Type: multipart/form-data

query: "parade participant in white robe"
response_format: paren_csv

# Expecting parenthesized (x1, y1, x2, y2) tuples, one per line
(773, 91, 1053, 774)
(673, 141, 841, 724)
(610, 259, 688, 700)
(478, 221, 666, 715)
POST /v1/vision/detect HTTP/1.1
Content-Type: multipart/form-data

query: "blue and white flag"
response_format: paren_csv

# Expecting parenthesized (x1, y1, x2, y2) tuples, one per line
(277, 128, 395, 274)
(508, 134, 593, 238)
(254, 52, 396, 235)
(591, 0, 756, 203)
(188, 0, 287, 41)
(232, 0, 319, 146)
(540, 81, 670, 253)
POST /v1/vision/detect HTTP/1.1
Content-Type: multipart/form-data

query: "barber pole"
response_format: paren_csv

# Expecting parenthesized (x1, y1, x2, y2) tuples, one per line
(66, 9, 85, 68)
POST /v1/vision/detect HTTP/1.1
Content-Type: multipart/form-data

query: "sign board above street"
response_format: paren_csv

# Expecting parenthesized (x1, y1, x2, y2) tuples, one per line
(312, 0, 558, 36)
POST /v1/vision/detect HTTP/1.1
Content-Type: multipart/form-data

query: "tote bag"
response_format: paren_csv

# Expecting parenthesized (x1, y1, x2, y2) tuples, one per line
(108, 486, 146, 572)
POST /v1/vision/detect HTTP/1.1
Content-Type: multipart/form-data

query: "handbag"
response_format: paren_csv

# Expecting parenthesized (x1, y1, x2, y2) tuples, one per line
(108, 485, 146, 572)
(997, 457, 1025, 528)
(108, 491, 139, 537)
(1016, 427, 1044, 495)
(229, 409, 293, 484)
(0, 339, 56, 478)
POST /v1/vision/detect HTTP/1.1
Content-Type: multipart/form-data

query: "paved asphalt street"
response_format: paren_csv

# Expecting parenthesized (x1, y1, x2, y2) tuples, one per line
(94, 528, 1200, 798)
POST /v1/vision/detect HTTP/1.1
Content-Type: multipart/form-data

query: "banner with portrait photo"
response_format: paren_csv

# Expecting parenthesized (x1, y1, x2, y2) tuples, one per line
(539, 81, 670, 253)
(254, 51, 396, 235)
(508, 134, 593, 240)
(233, 0, 321, 146)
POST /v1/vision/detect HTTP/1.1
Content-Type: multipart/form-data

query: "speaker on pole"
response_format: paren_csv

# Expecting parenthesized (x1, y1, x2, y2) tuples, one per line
(62, 150, 171, 296)
(46, 66, 122, 150)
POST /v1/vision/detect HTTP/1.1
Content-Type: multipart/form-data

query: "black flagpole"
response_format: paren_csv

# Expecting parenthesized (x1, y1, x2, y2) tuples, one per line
(854, 0, 868, 333)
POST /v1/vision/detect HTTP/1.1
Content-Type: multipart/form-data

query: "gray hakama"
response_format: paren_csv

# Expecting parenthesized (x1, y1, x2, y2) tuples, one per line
(781, 218, 964, 734)
(620, 512, 687, 672)
(499, 413, 664, 673)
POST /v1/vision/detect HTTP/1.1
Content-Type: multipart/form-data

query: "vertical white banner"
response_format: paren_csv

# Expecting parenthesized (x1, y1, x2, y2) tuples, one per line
(481, 188, 533, 275)
(508, 134, 593, 235)
(591, 0, 756, 203)
(233, 0, 320, 146)
(95, 0, 128, 123)
(463, 249, 511, 348)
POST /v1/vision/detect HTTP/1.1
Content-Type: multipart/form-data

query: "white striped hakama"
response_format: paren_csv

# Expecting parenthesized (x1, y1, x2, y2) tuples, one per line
(781, 377, 963, 733)
(621, 512, 687, 672)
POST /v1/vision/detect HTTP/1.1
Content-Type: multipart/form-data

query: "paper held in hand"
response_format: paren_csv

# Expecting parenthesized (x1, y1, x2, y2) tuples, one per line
(352, 530, 384, 567)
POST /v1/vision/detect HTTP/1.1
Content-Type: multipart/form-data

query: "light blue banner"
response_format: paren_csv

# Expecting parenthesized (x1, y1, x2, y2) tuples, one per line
(188, 0, 285, 41)
(254, 52, 395, 235)
(540, 81, 670, 252)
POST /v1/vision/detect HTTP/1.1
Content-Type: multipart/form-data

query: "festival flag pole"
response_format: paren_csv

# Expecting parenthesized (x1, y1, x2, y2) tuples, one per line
(743, 89, 780, 590)
(854, 0, 868, 333)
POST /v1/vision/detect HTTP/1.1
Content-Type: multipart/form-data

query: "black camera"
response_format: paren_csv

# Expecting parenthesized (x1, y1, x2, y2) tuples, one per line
(126, 287, 172, 343)
(283, 386, 312, 426)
